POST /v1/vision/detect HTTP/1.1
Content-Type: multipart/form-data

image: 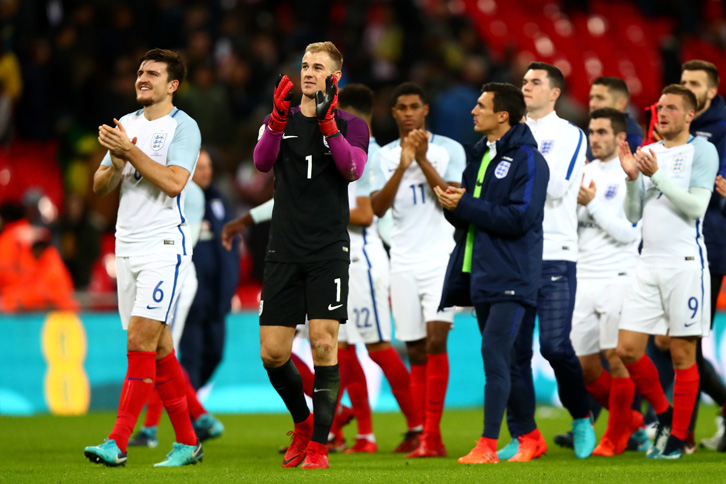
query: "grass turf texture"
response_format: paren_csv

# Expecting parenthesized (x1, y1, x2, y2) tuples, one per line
(2, 407, 725, 483)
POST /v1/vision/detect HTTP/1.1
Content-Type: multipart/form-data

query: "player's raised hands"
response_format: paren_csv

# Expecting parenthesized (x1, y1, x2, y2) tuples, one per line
(408, 129, 429, 164)
(400, 133, 417, 170)
(315, 74, 340, 137)
(99, 118, 137, 160)
(634, 147, 659, 177)
(577, 174, 596, 206)
(269, 74, 294, 132)
(618, 140, 639, 181)
(434, 185, 466, 211)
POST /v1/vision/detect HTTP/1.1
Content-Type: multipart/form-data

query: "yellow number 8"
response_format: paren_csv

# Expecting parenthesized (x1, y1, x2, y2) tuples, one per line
(41, 312, 90, 415)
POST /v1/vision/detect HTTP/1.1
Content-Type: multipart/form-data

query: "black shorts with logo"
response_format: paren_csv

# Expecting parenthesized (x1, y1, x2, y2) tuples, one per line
(259, 259, 349, 326)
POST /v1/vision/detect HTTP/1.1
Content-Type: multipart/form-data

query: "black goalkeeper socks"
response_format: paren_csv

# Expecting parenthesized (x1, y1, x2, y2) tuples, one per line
(311, 364, 341, 445)
(266, 358, 311, 424)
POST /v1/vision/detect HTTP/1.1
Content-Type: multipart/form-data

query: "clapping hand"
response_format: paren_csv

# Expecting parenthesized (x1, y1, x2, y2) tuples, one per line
(434, 185, 466, 211)
(99, 118, 137, 163)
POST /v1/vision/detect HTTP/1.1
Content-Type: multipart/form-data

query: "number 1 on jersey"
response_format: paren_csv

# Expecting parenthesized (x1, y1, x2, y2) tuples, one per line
(306, 155, 312, 179)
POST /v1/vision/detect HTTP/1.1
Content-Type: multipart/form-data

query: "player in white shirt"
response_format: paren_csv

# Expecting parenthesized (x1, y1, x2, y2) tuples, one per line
(572, 108, 644, 457)
(369, 82, 465, 458)
(616, 85, 719, 459)
(501, 62, 595, 460)
(84, 49, 203, 468)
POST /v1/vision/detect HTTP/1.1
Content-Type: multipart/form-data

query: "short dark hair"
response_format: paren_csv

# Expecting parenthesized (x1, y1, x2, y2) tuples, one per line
(481, 82, 526, 127)
(338, 83, 374, 116)
(391, 82, 427, 106)
(139, 48, 187, 86)
(527, 61, 564, 90)
(589, 107, 627, 135)
(592, 76, 630, 101)
(662, 84, 697, 112)
(682, 59, 720, 88)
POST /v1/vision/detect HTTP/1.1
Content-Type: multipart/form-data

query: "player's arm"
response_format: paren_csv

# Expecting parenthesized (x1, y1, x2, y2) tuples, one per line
(93, 153, 125, 197)
(545, 129, 586, 199)
(221, 198, 274, 251)
(350, 196, 373, 227)
(583, 196, 640, 244)
(98, 118, 192, 198)
(370, 142, 414, 217)
(409, 130, 461, 191)
(637, 141, 718, 220)
(254, 75, 294, 172)
(316, 75, 366, 181)
(447, 148, 550, 236)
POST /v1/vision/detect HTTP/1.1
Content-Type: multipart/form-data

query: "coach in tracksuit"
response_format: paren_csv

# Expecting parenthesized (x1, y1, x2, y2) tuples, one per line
(435, 83, 549, 464)
(180, 150, 240, 390)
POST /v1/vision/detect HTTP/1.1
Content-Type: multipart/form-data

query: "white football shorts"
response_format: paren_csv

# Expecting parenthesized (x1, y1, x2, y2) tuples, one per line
(619, 264, 710, 338)
(339, 243, 392, 345)
(116, 252, 192, 330)
(390, 263, 454, 342)
(571, 274, 631, 356)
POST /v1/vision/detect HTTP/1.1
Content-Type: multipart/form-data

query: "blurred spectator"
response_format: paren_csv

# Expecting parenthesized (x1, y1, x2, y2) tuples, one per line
(179, 149, 239, 389)
(0, 202, 78, 312)
(58, 193, 101, 290)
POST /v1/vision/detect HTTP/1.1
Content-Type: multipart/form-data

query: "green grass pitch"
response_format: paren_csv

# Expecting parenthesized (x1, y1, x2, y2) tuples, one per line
(2, 407, 725, 483)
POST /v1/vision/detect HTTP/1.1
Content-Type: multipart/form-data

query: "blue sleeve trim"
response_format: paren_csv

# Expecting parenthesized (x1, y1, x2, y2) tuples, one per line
(520, 146, 535, 212)
(565, 129, 584, 180)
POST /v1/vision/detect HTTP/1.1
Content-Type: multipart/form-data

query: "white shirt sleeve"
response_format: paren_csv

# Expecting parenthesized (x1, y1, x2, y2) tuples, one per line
(250, 199, 274, 224)
(586, 197, 640, 244)
(624, 176, 644, 223)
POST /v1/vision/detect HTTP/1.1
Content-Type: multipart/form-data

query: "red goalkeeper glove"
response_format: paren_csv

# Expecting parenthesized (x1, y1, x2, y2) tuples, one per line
(315, 75, 340, 137)
(268, 74, 294, 132)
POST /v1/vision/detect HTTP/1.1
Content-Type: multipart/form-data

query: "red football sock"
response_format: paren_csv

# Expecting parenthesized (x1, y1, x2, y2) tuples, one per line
(625, 355, 670, 414)
(608, 377, 635, 434)
(672, 364, 699, 440)
(368, 347, 420, 429)
(345, 346, 373, 435)
(585, 369, 612, 409)
(330, 347, 350, 433)
(183, 370, 207, 421)
(155, 351, 197, 445)
(410, 362, 427, 429)
(143, 389, 163, 428)
(109, 351, 156, 453)
(424, 353, 449, 437)
(291, 353, 315, 398)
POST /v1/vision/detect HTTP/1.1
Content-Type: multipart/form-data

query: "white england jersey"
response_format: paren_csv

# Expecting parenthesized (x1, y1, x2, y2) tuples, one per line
(370, 133, 465, 268)
(577, 157, 640, 277)
(526, 111, 587, 262)
(637, 137, 718, 268)
(348, 138, 381, 256)
(101, 107, 201, 257)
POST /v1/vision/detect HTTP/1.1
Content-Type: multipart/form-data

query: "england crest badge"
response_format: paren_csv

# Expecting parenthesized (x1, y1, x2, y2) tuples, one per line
(151, 133, 168, 151)
(672, 154, 685, 173)
(540, 140, 554, 154)
(495, 160, 511, 179)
